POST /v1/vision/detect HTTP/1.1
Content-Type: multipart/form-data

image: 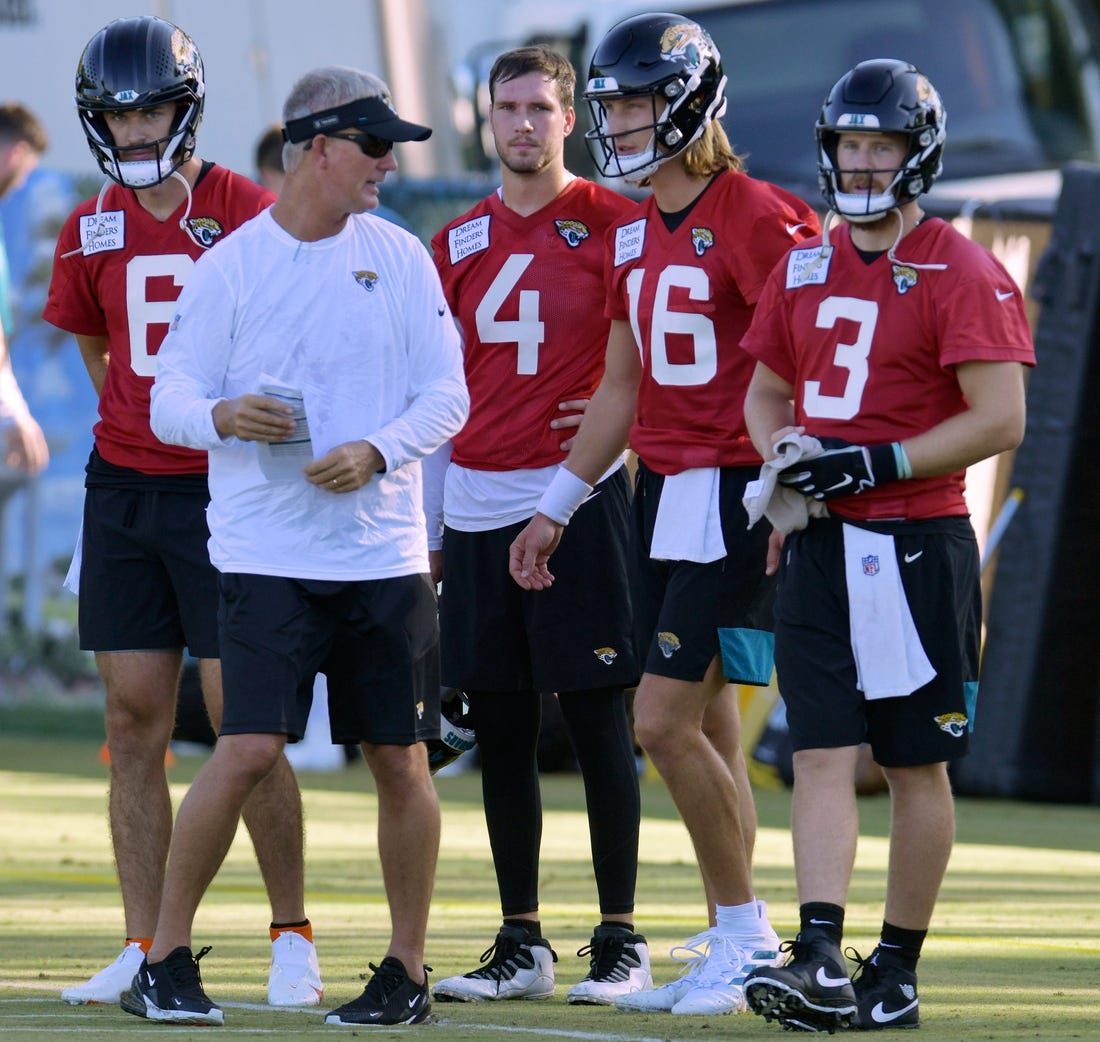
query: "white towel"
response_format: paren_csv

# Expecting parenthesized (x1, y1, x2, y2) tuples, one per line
(842, 524, 936, 700)
(742, 433, 830, 534)
(62, 522, 83, 596)
(650, 467, 726, 563)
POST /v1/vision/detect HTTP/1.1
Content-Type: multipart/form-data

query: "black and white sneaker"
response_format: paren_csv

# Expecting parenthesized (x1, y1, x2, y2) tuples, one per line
(566, 924, 652, 1005)
(850, 948, 919, 1030)
(324, 956, 431, 1026)
(744, 933, 856, 1033)
(119, 945, 223, 1025)
(432, 924, 556, 1002)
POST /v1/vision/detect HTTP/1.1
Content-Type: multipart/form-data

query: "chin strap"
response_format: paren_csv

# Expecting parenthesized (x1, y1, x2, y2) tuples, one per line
(61, 170, 207, 260)
(883, 207, 946, 271)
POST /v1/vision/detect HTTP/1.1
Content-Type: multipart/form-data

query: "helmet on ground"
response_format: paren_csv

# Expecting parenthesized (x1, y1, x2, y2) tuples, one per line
(816, 58, 945, 221)
(427, 688, 476, 775)
(583, 12, 726, 183)
(76, 15, 205, 188)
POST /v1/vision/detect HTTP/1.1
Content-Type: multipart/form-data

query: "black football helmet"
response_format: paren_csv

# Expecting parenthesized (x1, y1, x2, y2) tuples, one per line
(76, 16, 205, 188)
(427, 687, 476, 775)
(816, 58, 945, 221)
(583, 12, 727, 183)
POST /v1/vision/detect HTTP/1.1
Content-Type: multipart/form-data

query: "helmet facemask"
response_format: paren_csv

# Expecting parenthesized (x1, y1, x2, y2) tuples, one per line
(80, 100, 201, 188)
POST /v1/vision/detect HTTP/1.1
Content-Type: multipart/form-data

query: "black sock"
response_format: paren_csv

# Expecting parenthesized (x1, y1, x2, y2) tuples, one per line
(876, 922, 925, 973)
(799, 902, 845, 947)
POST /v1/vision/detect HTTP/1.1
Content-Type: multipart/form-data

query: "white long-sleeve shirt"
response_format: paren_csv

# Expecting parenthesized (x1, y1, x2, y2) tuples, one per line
(151, 209, 468, 580)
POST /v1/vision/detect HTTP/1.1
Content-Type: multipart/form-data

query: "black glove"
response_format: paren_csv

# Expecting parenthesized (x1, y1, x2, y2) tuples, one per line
(778, 438, 905, 501)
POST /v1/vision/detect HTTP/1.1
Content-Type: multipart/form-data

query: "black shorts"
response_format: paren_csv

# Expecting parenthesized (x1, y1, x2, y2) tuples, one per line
(217, 571, 440, 745)
(439, 466, 638, 693)
(774, 515, 980, 768)
(631, 462, 776, 685)
(78, 478, 219, 657)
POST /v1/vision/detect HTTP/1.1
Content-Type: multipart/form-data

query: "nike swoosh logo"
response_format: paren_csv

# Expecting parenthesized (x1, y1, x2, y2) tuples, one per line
(994, 288, 1014, 301)
(580, 490, 602, 506)
(825, 473, 854, 492)
(815, 965, 851, 987)
(786, 222, 806, 236)
(408, 996, 421, 1008)
(437, 306, 446, 316)
(904, 550, 923, 563)
(871, 998, 919, 1023)
(145, 973, 156, 987)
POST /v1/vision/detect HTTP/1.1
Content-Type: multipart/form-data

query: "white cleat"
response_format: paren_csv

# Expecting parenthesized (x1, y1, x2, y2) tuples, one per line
(566, 926, 652, 1005)
(61, 941, 146, 1005)
(433, 924, 556, 1002)
(268, 931, 323, 1006)
(671, 929, 784, 1016)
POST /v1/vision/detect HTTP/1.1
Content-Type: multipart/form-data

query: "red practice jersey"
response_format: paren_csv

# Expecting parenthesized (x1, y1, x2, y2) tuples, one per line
(432, 178, 637, 471)
(741, 217, 1036, 520)
(605, 169, 818, 474)
(44, 165, 275, 474)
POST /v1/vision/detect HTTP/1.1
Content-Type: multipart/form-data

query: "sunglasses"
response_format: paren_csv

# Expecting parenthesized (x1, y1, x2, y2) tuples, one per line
(307, 130, 394, 159)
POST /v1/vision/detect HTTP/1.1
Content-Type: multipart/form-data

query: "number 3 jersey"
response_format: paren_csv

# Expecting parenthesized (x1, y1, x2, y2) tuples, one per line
(605, 168, 818, 475)
(44, 164, 275, 475)
(432, 177, 637, 471)
(741, 217, 1036, 520)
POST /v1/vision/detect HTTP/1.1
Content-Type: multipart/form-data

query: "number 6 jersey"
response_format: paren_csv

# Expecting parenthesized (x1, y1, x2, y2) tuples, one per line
(44, 164, 275, 475)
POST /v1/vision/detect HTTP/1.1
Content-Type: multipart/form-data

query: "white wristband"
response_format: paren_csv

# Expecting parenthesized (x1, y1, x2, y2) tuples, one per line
(537, 467, 593, 525)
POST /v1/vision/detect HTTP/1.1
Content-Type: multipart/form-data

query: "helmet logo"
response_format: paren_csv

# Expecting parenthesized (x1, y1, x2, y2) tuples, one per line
(554, 219, 590, 248)
(659, 23, 713, 71)
(113, 89, 139, 103)
(691, 227, 715, 256)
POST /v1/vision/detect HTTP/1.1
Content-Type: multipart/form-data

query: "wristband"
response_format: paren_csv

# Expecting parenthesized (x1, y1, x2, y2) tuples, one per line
(893, 442, 913, 480)
(537, 467, 593, 525)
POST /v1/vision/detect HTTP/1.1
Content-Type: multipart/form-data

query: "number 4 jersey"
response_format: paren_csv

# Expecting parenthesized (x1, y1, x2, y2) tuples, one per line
(44, 164, 275, 475)
(432, 177, 637, 471)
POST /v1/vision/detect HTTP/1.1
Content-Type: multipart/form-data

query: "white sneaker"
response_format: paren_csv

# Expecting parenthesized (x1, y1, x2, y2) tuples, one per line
(614, 929, 711, 1012)
(566, 925, 652, 1005)
(671, 929, 784, 1016)
(61, 941, 146, 1005)
(433, 924, 556, 1002)
(268, 931, 323, 1006)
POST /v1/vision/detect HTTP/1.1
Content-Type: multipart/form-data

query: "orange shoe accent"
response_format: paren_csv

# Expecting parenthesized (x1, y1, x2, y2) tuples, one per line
(125, 937, 154, 953)
(270, 921, 313, 943)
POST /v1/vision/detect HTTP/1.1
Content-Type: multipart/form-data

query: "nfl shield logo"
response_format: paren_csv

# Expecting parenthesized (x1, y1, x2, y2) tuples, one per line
(862, 555, 880, 576)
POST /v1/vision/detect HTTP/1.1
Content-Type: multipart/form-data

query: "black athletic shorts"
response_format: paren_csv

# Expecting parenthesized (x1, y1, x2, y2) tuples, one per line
(631, 461, 776, 685)
(439, 466, 639, 693)
(217, 571, 440, 745)
(78, 451, 218, 657)
(774, 514, 980, 768)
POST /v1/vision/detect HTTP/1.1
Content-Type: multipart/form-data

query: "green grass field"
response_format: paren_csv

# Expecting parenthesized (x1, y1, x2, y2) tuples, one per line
(1, 723, 1098, 1040)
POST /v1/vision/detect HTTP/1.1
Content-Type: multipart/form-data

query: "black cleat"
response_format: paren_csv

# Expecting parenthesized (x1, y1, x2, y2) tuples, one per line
(120, 945, 223, 1025)
(324, 956, 432, 1025)
(850, 947, 919, 1030)
(744, 933, 856, 1033)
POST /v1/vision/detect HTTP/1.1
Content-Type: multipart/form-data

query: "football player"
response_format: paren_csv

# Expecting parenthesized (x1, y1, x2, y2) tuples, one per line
(739, 59, 1034, 1032)
(427, 45, 647, 1006)
(44, 16, 320, 1010)
(510, 12, 819, 1016)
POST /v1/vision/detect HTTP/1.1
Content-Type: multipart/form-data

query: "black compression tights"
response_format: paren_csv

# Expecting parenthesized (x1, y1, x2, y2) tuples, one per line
(466, 687, 640, 919)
